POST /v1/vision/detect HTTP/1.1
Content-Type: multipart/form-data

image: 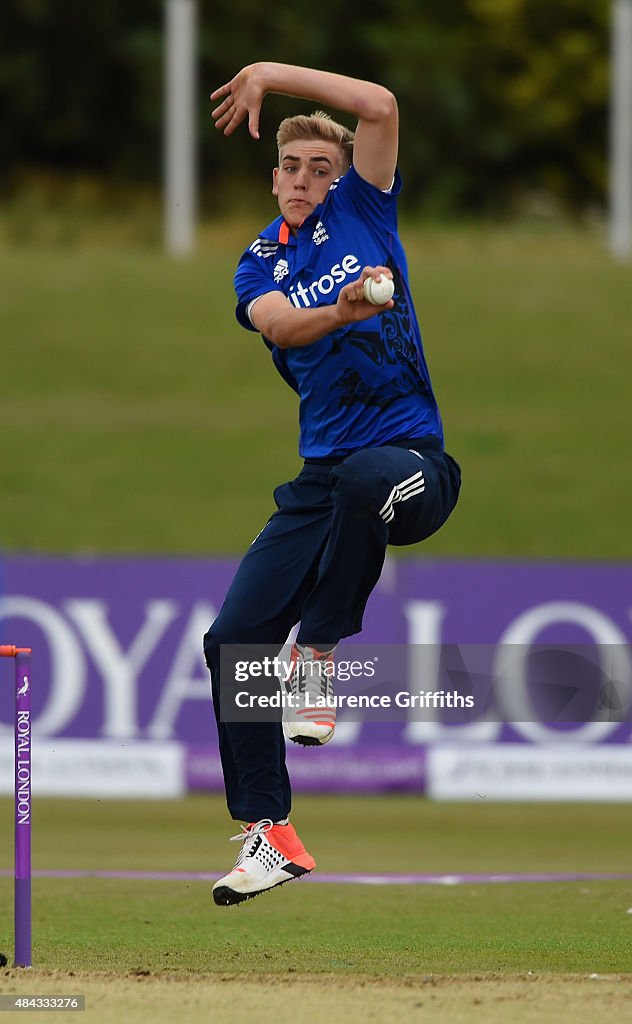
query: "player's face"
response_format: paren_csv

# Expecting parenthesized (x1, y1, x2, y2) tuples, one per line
(273, 139, 345, 230)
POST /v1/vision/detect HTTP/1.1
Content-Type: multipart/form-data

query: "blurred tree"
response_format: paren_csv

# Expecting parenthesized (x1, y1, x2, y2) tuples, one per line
(0, 0, 162, 181)
(461, 0, 609, 212)
(0, 0, 609, 215)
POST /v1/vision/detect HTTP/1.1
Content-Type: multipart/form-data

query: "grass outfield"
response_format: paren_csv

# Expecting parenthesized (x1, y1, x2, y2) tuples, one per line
(1, 225, 631, 558)
(1, 796, 632, 1023)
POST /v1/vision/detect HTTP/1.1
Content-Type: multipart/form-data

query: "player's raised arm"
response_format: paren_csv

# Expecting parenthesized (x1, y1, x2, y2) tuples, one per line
(210, 62, 398, 191)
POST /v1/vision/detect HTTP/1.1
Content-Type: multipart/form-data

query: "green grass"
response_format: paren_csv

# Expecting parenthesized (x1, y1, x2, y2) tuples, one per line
(1, 796, 632, 975)
(15, 878, 632, 975)
(1, 223, 631, 557)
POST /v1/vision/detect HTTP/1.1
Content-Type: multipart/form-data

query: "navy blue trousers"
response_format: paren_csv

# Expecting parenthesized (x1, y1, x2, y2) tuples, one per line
(203, 436, 460, 822)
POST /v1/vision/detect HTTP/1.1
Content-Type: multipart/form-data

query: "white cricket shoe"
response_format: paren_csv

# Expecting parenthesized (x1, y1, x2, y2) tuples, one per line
(212, 818, 316, 907)
(282, 643, 336, 746)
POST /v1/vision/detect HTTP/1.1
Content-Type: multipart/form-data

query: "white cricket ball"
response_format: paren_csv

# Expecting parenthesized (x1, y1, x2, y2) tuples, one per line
(363, 274, 394, 306)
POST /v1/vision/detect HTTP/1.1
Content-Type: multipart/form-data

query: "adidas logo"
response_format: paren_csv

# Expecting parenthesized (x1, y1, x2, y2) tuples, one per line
(249, 238, 279, 260)
(273, 259, 289, 283)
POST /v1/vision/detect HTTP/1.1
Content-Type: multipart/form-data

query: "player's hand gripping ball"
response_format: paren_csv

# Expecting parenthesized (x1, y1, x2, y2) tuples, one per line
(363, 274, 394, 306)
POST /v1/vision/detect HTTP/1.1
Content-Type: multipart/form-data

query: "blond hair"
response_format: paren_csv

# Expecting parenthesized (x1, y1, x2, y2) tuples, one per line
(276, 111, 354, 171)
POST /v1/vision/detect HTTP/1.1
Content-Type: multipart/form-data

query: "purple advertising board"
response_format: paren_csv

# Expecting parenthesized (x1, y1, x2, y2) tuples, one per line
(1, 555, 631, 798)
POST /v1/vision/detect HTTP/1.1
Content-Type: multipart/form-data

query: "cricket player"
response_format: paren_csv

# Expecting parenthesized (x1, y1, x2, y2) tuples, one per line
(204, 62, 461, 905)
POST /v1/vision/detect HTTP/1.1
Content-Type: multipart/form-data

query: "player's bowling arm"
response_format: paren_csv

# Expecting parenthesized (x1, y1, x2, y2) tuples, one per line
(250, 292, 347, 349)
(250, 277, 392, 349)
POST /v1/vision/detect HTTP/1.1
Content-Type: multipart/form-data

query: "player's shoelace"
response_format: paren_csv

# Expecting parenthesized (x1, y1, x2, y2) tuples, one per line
(285, 646, 335, 707)
(229, 818, 274, 867)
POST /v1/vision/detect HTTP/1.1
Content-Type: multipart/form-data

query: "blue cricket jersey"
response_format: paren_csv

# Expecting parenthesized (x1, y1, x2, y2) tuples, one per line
(234, 165, 444, 459)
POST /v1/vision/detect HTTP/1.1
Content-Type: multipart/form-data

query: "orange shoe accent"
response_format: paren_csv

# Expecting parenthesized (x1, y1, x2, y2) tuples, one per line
(259, 822, 315, 869)
(292, 851, 317, 871)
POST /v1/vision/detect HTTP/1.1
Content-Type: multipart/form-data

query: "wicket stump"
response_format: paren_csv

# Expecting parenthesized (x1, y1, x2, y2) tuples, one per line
(1, 645, 32, 968)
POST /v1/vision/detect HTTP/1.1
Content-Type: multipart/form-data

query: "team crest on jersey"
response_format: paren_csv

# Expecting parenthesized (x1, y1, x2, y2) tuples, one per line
(273, 259, 289, 283)
(312, 221, 329, 245)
